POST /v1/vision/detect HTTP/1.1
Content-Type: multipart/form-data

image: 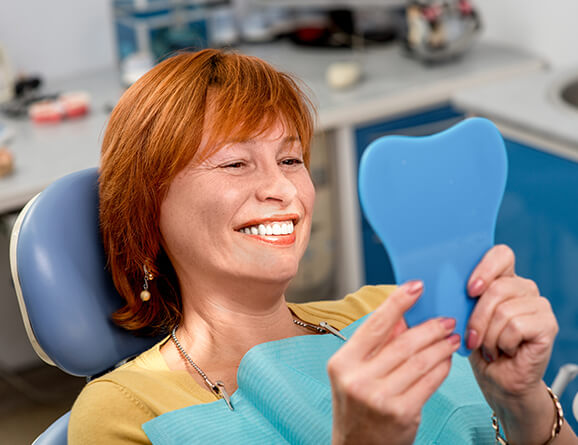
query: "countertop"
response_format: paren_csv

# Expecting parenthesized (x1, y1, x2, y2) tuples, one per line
(242, 41, 544, 129)
(0, 40, 543, 214)
(453, 67, 578, 151)
(0, 70, 123, 215)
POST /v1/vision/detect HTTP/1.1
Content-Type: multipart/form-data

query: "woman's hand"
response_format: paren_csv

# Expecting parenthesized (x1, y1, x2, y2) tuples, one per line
(466, 244, 562, 444)
(328, 281, 461, 445)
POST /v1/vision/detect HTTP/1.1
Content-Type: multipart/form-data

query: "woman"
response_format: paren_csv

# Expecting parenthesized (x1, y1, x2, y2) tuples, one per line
(69, 49, 576, 444)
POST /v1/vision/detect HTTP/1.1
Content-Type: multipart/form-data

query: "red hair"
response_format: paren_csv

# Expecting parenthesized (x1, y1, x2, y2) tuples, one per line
(99, 49, 316, 334)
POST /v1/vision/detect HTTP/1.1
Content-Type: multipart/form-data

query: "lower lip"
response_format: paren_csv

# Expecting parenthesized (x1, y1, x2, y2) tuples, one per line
(242, 232, 296, 246)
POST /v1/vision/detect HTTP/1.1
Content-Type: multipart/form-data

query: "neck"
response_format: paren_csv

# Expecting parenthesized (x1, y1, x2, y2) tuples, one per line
(181, 289, 299, 358)
(161, 279, 304, 391)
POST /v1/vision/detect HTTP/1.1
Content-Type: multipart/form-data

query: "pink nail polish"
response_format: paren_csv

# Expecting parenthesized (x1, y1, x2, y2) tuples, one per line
(447, 334, 461, 346)
(405, 280, 423, 296)
(468, 279, 484, 296)
(441, 317, 456, 331)
(466, 329, 478, 350)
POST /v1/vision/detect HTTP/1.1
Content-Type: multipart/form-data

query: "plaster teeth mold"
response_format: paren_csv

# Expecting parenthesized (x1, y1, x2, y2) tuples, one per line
(358, 117, 507, 355)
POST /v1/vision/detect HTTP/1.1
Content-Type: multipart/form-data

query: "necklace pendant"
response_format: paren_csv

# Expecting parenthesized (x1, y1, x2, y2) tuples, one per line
(215, 380, 234, 411)
(319, 321, 348, 341)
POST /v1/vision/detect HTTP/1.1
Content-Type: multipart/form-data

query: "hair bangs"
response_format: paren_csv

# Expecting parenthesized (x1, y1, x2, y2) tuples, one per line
(199, 56, 315, 168)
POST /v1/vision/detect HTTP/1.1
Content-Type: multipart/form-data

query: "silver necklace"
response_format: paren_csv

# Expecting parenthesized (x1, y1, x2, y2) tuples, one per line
(170, 315, 347, 411)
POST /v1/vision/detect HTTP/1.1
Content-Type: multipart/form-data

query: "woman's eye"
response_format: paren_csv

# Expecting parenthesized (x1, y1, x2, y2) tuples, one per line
(222, 161, 245, 169)
(281, 158, 303, 166)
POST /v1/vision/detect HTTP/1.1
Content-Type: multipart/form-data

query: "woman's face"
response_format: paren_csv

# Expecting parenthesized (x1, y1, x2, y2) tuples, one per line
(159, 120, 315, 291)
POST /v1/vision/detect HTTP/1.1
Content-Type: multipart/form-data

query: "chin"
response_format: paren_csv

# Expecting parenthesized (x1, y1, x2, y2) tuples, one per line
(252, 262, 299, 285)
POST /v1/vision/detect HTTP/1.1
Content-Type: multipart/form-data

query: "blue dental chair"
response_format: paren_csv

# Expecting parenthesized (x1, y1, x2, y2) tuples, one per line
(9, 168, 161, 444)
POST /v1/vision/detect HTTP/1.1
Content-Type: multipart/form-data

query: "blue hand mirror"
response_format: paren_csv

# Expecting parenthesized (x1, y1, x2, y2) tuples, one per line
(358, 117, 507, 355)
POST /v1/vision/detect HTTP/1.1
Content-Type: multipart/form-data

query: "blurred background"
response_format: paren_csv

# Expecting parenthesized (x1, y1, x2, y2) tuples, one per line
(1, 1, 577, 443)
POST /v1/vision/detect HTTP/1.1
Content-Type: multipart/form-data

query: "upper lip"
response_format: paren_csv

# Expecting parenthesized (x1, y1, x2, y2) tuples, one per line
(235, 214, 300, 231)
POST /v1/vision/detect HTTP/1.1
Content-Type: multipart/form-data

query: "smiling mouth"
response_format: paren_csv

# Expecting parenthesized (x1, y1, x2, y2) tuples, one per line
(236, 220, 295, 236)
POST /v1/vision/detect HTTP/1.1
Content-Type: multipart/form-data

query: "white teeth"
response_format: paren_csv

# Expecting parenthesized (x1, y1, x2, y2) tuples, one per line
(239, 220, 295, 236)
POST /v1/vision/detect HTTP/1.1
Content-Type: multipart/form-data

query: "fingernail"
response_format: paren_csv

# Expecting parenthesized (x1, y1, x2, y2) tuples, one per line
(466, 329, 478, 350)
(404, 280, 423, 296)
(440, 317, 456, 332)
(447, 334, 461, 346)
(481, 347, 494, 363)
(468, 278, 484, 296)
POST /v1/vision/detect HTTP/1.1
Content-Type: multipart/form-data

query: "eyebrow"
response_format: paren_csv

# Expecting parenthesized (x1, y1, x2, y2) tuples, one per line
(232, 136, 300, 145)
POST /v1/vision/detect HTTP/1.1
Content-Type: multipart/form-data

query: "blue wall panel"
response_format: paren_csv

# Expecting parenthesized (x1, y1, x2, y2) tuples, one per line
(496, 139, 578, 431)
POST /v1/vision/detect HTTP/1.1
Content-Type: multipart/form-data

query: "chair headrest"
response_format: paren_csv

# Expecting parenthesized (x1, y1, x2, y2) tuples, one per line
(10, 168, 162, 377)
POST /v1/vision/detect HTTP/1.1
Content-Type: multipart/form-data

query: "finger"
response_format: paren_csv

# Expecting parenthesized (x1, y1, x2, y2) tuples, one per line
(402, 355, 453, 410)
(362, 316, 457, 379)
(481, 297, 541, 360)
(390, 318, 409, 341)
(468, 348, 486, 374)
(339, 280, 423, 363)
(379, 332, 460, 396)
(371, 356, 453, 419)
(467, 244, 516, 297)
(496, 298, 558, 358)
(369, 318, 410, 360)
(466, 276, 538, 351)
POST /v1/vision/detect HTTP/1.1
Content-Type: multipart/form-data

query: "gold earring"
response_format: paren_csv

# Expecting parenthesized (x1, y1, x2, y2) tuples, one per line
(140, 265, 154, 302)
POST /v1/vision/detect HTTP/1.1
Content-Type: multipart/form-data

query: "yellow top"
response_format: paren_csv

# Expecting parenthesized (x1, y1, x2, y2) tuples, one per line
(68, 285, 395, 444)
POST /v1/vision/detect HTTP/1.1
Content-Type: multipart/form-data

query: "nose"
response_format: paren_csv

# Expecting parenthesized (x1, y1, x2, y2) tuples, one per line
(255, 164, 298, 205)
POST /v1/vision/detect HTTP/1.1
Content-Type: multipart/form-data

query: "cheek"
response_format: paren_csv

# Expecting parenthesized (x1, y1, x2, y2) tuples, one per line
(159, 199, 191, 257)
(220, 184, 245, 204)
(160, 178, 242, 250)
(159, 184, 207, 256)
(300, 175, 316, 212)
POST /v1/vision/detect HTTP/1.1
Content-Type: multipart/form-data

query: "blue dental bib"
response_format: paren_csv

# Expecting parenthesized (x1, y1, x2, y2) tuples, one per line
(143, 315, 493, 444)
